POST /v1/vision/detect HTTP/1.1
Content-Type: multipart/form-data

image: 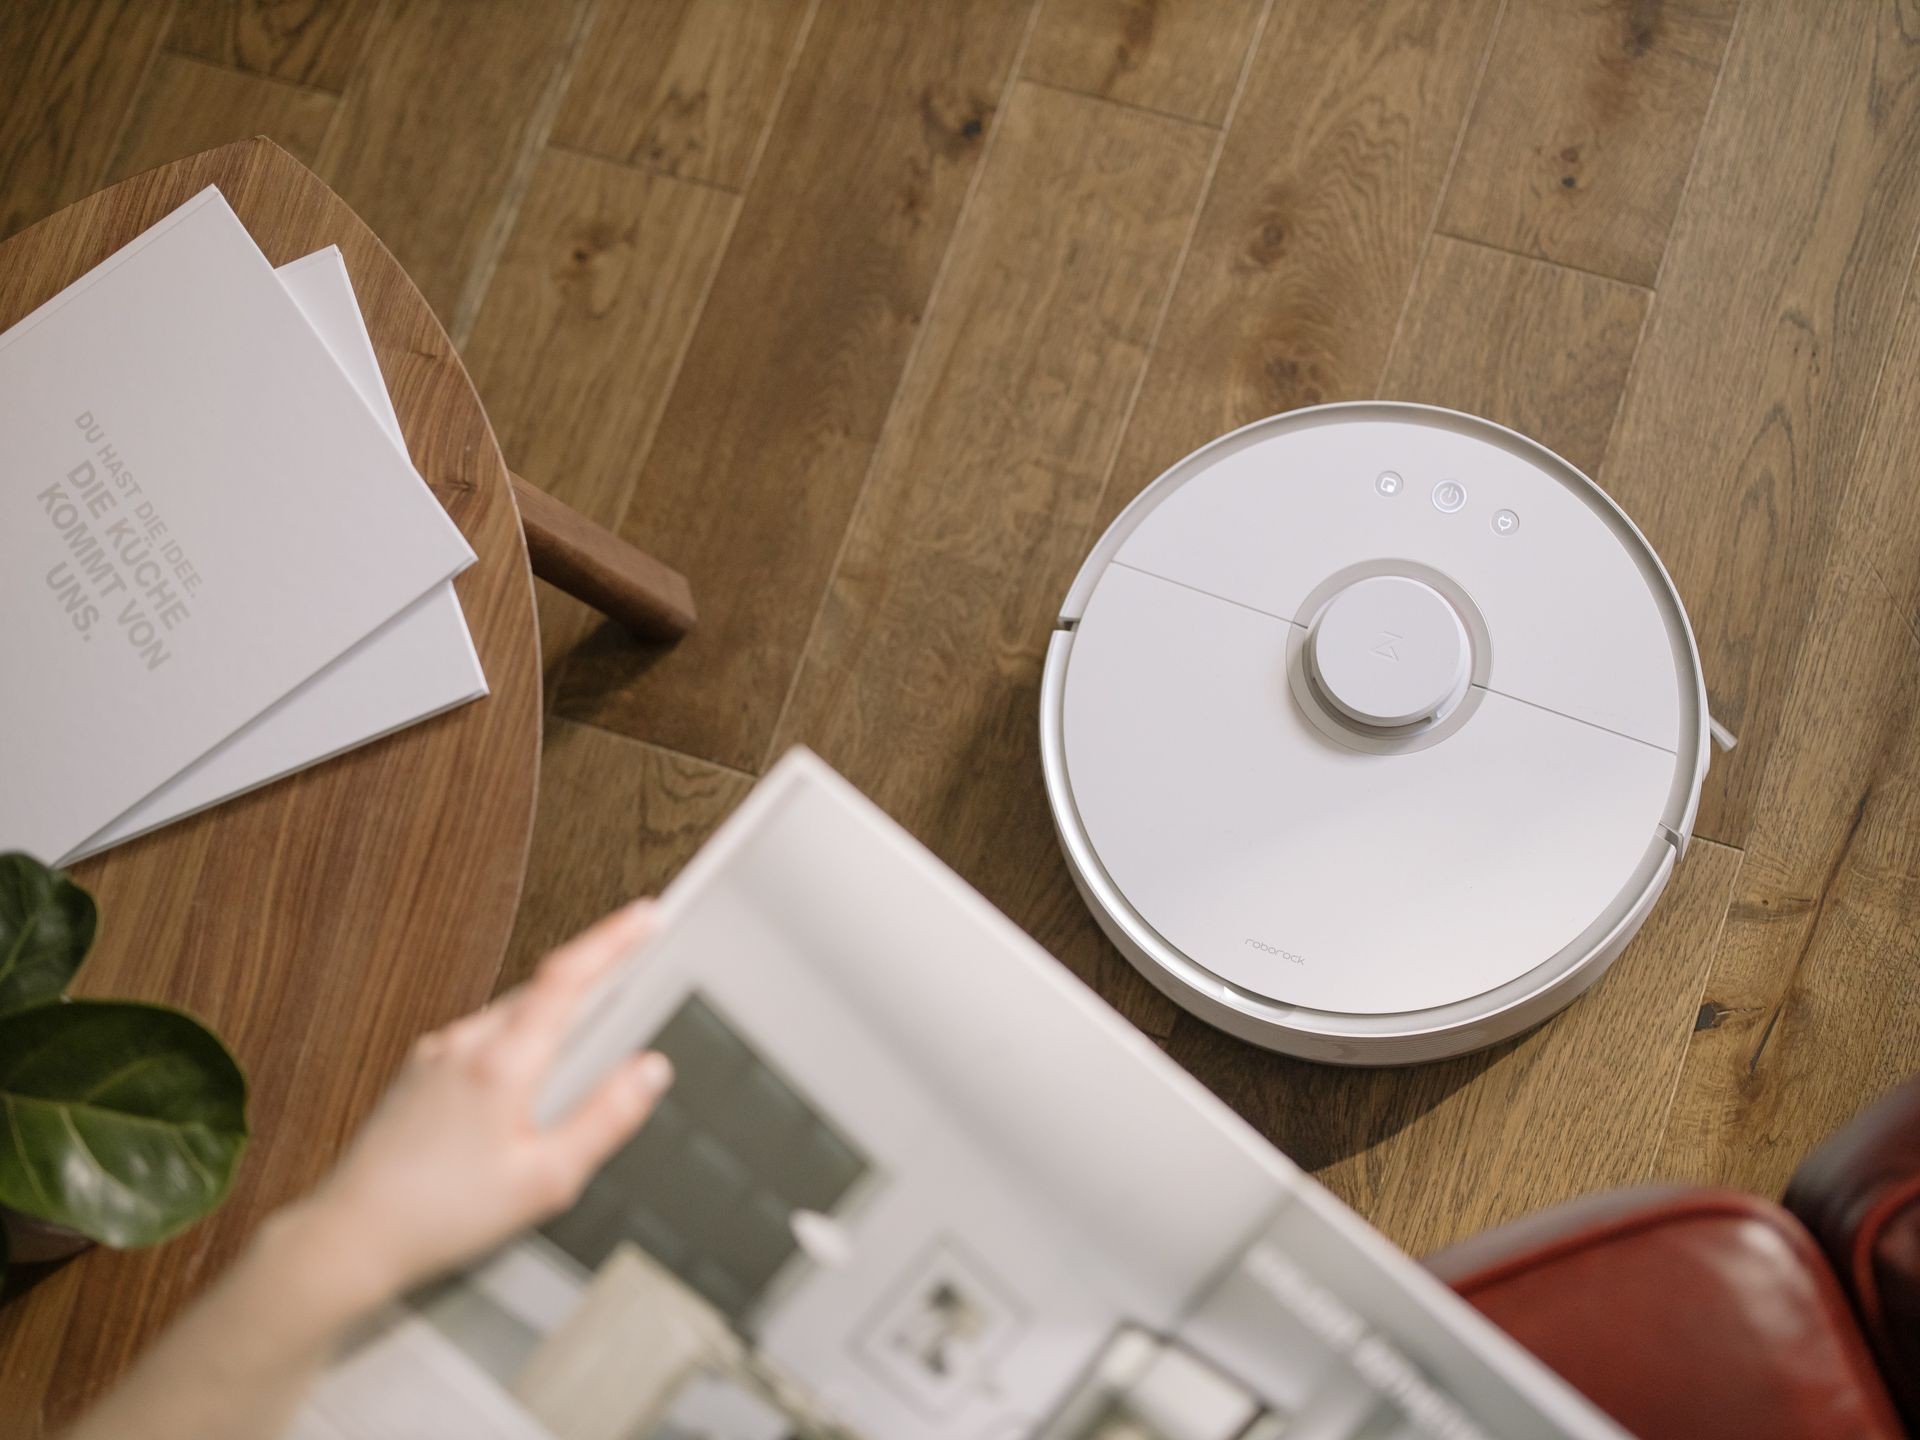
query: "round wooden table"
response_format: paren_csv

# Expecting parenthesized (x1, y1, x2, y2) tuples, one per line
(0, 140, 542, 1431)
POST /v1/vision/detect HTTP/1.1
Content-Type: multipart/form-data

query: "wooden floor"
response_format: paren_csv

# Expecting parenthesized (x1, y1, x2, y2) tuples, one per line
(8, 0, 1920, 1261)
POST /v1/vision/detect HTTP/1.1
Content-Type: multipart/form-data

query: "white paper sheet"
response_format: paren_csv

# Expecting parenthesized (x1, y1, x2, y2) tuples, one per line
(0, 188, 475, 860)
(66, 248, 488, 861)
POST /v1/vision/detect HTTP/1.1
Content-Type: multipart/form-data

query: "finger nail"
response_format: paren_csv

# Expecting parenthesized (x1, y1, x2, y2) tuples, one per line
(634, 1051, 674, 1095)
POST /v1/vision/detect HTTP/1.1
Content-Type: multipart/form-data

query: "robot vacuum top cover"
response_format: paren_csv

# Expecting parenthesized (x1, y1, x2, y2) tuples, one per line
(1041, 403, 1710, 1062)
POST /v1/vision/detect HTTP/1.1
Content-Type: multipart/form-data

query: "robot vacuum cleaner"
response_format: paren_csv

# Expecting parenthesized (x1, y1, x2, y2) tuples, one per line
(1040, 403, 1711, 1064)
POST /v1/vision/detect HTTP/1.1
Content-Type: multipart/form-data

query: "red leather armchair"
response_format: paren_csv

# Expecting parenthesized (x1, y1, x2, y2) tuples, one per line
(1425, 1076, 1920, 1439)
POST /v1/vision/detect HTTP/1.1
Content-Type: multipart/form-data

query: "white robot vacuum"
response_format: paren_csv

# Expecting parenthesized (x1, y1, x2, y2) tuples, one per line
(1041, 403, 1712, 1064)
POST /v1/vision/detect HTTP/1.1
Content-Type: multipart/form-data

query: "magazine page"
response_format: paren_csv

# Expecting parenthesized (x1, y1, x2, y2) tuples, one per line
(292, 752, 1624, 1440)
(66, 247, 486, 861)
(0, 189, 474, 862)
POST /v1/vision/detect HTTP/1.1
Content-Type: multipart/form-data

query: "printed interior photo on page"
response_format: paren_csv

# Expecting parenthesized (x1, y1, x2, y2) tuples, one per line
(285, 753, 1620, 1440)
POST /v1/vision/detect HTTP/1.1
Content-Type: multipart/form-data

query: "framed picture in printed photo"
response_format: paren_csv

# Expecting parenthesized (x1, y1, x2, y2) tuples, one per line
(850, 1237, 1028, 1418)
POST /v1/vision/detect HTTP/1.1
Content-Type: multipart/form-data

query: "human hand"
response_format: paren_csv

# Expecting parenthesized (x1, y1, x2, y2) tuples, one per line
(293, 901, 672, 1308)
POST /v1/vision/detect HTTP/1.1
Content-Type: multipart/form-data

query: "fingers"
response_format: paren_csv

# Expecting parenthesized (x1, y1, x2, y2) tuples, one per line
(431, 996, 517, 1055)
(411, 999, 505, 1064)
(545, 899, 655, 980)
(413, 901, 653, 1079)
(495, 900, 655, 1080)
(544, 1051, 674, 1196)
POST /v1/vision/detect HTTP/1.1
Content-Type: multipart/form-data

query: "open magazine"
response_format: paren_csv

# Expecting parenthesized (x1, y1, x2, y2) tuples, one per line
(289, 751, 1624, 1440)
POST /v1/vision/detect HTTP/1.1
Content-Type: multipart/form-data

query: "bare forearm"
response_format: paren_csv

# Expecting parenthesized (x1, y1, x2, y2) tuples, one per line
(60, 902, 666, 1440)
(63, 1199, 385, 1440)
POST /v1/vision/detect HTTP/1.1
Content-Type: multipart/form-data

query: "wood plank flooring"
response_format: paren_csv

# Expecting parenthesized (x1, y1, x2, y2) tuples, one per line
(552, 0, 815, 190)
(1436, 0, 1736, 287)
(7, 0, 1920, 1277)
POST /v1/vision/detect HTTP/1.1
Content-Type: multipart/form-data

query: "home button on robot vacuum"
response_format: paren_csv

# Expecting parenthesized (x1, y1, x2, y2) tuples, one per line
(1307, 575, 1469, 729)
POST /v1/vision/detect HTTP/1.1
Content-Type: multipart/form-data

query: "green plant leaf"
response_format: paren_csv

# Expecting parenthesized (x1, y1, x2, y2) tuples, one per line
(0, 1000, 247, 1248)
(0, 854, 96, 1017)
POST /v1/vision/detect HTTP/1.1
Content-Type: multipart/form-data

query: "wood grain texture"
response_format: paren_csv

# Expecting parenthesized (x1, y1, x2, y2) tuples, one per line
(1850, 284, 1920, 646)
(1655, 266, 1920, 1198)
(10, 0, 1920, 1396)
(462, 147, 735, 685)
(500, 720, 751, 994)
(315, 0, 592, 335)
(1596, 0, 1920, 850)
(0, 1269, 80, 1440)
(167, 0, 384, 91)
(552, 0, 813, 190)
(1437, 0, 1736, 287)
(0, 0, 173, 241)
(0, 140, 541, 1434)
(1167, 838, 1742, 1255)
(512, 472, 696, 641)
(1090, 0, 1501, 537)
(1022, 0, 1269, 125)
(771, 79, 1214, 1037)
(1382, 235, 1648, 475)
(105, 52, 339, 185)
(555, 0, 1030, 771)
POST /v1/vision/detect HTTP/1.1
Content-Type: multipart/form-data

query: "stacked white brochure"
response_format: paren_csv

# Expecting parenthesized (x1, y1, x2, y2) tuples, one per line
(0, 187, 489, 865)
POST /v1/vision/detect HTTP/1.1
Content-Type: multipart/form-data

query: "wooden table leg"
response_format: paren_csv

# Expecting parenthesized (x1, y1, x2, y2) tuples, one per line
(509, 473, 695, 641)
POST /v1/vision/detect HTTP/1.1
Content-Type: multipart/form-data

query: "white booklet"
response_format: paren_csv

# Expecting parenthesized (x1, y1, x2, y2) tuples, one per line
(293, 751, 1625, 1440)
(65, 249, 488, 862)
(0, 189, 475, 863)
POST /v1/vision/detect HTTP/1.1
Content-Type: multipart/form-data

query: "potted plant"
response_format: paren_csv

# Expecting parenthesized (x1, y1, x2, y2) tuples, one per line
(0, 853, 248, 1291)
